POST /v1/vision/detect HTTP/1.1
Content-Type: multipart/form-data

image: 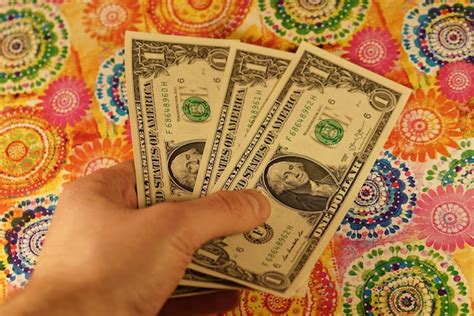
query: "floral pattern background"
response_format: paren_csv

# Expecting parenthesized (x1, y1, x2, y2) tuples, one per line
(0, 0, 472, 314)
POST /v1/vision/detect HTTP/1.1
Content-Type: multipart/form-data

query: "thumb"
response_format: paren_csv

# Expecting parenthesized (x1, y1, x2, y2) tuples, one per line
(163, 190, 271, 247)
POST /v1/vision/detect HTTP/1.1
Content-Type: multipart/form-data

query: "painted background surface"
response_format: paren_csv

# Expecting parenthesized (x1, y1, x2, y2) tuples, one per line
(0, 0, 472, 314)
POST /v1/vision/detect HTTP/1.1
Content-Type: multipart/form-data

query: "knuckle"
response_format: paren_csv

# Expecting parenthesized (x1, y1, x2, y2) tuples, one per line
(145, 204, 199, 256)
(167, 232, 197, 262)
(147, 203, 185, 233)
(81, 170, 116, 195)
(89, 169, 112, 186)
(60, 172, 113, 205)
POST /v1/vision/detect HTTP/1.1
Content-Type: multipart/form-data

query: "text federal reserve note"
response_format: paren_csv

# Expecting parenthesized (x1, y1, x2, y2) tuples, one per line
(125, 32, 234, 206)
(189, 42, 411, 296)
(194, 43, 293, 197)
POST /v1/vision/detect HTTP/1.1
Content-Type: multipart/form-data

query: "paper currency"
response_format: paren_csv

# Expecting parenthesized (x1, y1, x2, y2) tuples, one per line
(188, 42, 411, 296)
(172, 285, 215, 297)
(125, 31, 237, 293)
(125, 31, 411, 296)
(194, 43, 293, 197)
(125, 31, 234, 207)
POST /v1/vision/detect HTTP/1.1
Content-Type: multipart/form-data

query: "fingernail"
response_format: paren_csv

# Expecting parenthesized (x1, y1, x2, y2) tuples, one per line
(243, 190, 268, 220)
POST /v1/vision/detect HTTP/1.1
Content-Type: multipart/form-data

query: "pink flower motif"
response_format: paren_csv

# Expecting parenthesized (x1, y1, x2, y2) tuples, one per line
(343, 27, 399, 75)
(413, 185, 474, 252)
(40, 77, 91, 127)
(436, 61, 474, 103)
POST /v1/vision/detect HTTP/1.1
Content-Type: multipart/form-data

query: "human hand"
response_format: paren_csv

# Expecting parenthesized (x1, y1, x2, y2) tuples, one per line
(0, 161, 270, 316)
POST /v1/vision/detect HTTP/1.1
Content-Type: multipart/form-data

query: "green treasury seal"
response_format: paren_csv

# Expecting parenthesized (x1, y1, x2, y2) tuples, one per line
(182, 96, 211, 122)
(315, 119, 344, 145)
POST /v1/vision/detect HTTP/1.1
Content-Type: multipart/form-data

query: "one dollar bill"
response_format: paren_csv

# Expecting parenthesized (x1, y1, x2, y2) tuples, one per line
(125, 32, 236, 293)
(194, 42, 293, 197)
(188, 42, 411, 296)
(125, 31, 234, 207)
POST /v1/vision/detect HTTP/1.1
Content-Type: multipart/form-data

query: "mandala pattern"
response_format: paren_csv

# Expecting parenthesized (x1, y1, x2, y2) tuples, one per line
(339, 151, 417, 240)
(384, 89, 463, 162)
(234, 289, 308, 315)
(402, 2, 473, 74)
(0, 2, 70, 94)
(0, 108, 66, 198)
(82, 0, 142, 45)
(342, 27, 399, 75)
(413, 185, 473, 252)
(96, 49, 128, 124)
(258, 0, 369, 45)
(437, 61, 474, 103)
(0, 195, 58, 287)
(62, 138, 133, 183)
(424, 139, 474, 191)
(227, 261, 336, 315)
(147, 0, 251, 38)
(343, 243, 470, 315)
(0, 1, 471, 312)
(39, 77, 91, 127)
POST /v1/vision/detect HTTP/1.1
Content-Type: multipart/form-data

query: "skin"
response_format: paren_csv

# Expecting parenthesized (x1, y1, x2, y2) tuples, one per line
(0, 161, 270, 316)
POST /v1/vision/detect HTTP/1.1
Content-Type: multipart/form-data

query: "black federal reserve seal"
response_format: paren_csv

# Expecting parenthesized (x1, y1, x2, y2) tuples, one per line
(243, 224, 274, 245)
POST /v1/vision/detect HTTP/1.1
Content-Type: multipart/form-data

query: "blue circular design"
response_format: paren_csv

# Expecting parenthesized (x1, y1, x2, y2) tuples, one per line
(402, 3, 473, 74)
(96, 49, 128, 123)
(1, 195, 58, 287)
(258, 0, 369, 45)
(0, 2, 70, 94)
(339, 151, 417, 240)
(423, 139, 474, 192)
(343, 243, 470, 315)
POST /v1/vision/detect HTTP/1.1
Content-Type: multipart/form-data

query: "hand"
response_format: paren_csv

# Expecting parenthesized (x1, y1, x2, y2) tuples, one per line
(0, 161, 270, 316)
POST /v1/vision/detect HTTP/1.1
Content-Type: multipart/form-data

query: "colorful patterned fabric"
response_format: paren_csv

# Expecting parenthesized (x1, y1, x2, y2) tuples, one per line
(0, 0, 472, 313)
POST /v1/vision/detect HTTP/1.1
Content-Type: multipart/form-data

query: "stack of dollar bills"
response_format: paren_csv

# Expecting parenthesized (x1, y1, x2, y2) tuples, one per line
(124, 31, 411, 297)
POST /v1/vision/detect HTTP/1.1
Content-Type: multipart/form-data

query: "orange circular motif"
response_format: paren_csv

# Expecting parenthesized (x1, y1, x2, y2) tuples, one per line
(384, 89, 463, 162)
(98, 4, 128, 28)
(62, 138, 133, 183)
(264, 295, 293, 314)
(400, 108, 442, 143)
(235, 289, 307, 315)
(82, 0, 142, 45)
(146, 0, 251, 38)
(6, 141, 28, 162)
(0, 107, 66, 198)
